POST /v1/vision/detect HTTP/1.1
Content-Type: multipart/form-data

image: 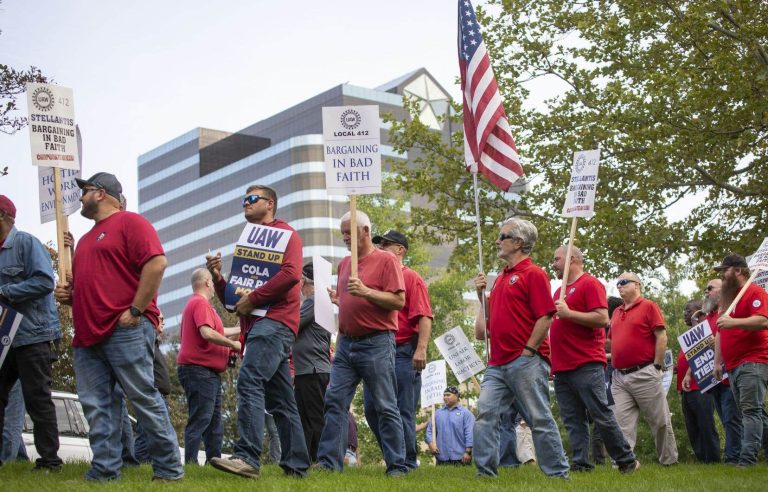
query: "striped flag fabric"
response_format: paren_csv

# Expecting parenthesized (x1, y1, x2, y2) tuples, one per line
(458, 0, 524, 191)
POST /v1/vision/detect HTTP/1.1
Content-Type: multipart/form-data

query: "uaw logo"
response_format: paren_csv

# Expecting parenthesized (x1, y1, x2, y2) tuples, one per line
(32, 86, 55, 112)
(509, 274, 519, 285)
(428, 363, 437, 374)
(574, 154, 587, 174)
(1, 335, 9, 347)
(568, 287, 576, 295)
(444, 333, 457, 348)
(340, 109, 361, 130)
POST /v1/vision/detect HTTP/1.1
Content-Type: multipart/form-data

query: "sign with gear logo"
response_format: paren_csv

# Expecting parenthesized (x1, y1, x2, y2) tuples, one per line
(420, 360, 447, 408)
(26, 83, 79, 170)
(322, 105, 382, 195)
(562, 149, 601, 219)
(434, 326, 485, 383)
(0, 302, 24, 368)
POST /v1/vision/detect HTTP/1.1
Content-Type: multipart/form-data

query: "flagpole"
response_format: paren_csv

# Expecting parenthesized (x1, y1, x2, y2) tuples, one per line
(473, 171, 489, 363)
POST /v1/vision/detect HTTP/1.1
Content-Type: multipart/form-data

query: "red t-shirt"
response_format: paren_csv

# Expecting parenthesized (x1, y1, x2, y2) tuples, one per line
(395, 266, 433, 345)
(720, 283, 768, 371)
(608, 297, 665, 370)
(488, 257, 555, 367)
(72, 212, 163, 347)
(676, 350, 698, 391)
(550, 273, 608, 373)
(176, 294, 230, 373)
(214, 219, 302, 337)
(337, 248, 404, 337)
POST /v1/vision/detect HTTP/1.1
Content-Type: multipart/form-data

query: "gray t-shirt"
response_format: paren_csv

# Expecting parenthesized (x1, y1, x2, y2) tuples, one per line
(293, 294, 331, 375)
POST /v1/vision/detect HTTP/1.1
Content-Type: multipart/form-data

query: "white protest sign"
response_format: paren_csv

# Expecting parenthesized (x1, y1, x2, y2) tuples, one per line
(434, 326, 485, 383)
(420, 360, 447, 409)
(322, 105, 381, 195)
(38, 126, 82, 223)
(562, 149, 600, 218)
(747, 237, 768, 271)
(312, 255, 337, 335)
(754, 269, 768, 293)
(26, 83, 79, 170)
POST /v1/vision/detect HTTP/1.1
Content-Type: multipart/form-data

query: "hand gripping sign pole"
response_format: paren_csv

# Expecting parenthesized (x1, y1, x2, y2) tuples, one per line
(723, 237, 768, 316)
(559, 149, 601, 302)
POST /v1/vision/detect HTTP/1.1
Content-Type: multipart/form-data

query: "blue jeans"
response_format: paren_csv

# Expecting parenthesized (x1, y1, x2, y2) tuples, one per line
(73, 318, 182, 481)
(1, 380, 28, 462)
(710, 383, 743, 463)
(178, 365, 223, 464)
(554, 363, 636, 470)
(363, 342, 420, 469)
(111, 384, 138, 467)
(498, 409, 521, 467)
(318, 332, 407, 475)
(680, 389, 720, 463)
(474, 356, 569, 478)
(730, 362, 768, 466)
(233, 318, 308, 476)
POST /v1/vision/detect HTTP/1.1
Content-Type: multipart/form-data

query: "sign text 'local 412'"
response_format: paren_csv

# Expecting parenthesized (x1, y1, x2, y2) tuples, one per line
(225, 224, 293, 316)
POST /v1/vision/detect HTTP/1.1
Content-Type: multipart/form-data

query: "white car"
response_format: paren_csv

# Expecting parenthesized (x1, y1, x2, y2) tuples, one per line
(22, 391, 209, 464)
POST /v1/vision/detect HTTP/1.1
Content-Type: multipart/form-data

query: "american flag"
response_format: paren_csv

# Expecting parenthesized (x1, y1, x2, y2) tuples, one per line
(458, 0, 524, 191)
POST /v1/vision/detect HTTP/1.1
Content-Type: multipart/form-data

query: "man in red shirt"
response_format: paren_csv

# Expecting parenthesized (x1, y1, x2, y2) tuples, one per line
(713, 254, 768, 466)
(54, 172, 183, 482)
(363, 230, 433, 470)
(549, 245, 638, 473)
(316, 211, 408, 477)
(472, 218, 569, 479)
(206, 185, 309, 479)
(176, 268, 241, 464)
(608, 272, 678, 465)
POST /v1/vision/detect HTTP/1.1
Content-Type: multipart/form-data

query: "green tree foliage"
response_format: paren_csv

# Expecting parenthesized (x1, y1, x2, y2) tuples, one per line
(387, 0, 768, 283)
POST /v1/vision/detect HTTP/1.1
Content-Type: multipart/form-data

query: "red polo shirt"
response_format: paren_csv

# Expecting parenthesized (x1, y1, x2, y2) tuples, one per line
(488, 257, 555, 367)
(720, 283, 768, 371)
(608, 297, 665, 370)
(395, 266, 433, 345)
(177, 294, 230, 373)
(550, 273, 608, 373)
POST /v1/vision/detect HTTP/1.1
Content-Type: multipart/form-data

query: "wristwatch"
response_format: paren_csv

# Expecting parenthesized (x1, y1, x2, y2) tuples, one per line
(129, 306, 143, 317)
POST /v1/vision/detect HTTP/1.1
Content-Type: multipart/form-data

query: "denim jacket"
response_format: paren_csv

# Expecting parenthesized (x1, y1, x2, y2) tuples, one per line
(0, 227, 61, 347)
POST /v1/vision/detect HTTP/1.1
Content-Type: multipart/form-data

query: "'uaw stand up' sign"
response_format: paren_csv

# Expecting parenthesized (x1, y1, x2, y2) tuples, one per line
(225, 224, 293, 317)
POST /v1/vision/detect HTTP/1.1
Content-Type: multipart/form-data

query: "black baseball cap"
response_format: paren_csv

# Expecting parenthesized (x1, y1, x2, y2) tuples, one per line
(444, 386, 460, 397)
(713, 254, 748, 271)
(302, 263, 314, 280)
(75, 172, 122, 201)
(372, 229, 409, 249)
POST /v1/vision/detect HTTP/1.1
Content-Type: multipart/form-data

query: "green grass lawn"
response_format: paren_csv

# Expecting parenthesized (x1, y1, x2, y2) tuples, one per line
(2, 461, 768, 491)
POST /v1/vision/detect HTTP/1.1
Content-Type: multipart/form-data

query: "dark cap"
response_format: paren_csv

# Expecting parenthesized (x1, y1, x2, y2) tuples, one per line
(714, 254, 748, 271)
(444, 386, 460, 397)
(75, 172, 122, 201)
(372, 229, 408, 249)
(302, 263, 313, 281)
(0, 195, 16, 219)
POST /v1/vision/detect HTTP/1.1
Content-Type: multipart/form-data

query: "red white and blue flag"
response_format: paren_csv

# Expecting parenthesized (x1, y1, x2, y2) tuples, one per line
(458, 0, 524, 191)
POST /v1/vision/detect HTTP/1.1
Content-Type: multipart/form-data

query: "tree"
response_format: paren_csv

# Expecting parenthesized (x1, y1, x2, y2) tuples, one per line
(387, 0, 768, 283)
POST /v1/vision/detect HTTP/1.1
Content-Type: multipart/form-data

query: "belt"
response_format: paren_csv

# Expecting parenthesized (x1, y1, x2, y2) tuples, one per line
(344, 330, 389, 342)
(616, 361, 653, 375)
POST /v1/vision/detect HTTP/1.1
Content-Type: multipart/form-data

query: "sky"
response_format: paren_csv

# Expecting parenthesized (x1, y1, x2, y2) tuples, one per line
(1, 0, 464, 242)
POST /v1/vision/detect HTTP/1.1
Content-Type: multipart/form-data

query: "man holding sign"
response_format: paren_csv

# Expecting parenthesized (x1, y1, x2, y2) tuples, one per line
(713, 254, 768, 467)
(472, 218, 569, 479)
(549, 245, 638, 473)
(316, 211, 408, 477)
(0, 195, 62, 471)
(206, 185, 309, 479)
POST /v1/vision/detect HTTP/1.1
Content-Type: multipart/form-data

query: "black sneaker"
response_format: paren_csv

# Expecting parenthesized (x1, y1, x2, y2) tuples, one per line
(618, 460, 640, 474)
(32, 464, 63, 473)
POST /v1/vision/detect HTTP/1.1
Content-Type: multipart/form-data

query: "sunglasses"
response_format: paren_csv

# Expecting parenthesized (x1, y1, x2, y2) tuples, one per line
(617, 279, 637, 287)
(705, 285, 716, 291)
(498, 233, 519, 242)
(242, 195, 268, 207)
(81, 187, 102, 197)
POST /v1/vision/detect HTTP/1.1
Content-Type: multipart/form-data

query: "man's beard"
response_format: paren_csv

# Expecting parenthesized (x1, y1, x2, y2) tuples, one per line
(702, 295, 720, 314)
(80, 200, 97, 219)
(720, 275, 743, 311)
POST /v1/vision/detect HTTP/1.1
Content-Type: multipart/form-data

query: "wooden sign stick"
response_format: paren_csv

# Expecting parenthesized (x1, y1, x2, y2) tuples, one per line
(558, 217, 578, 302)
(350, 195, 358, 278)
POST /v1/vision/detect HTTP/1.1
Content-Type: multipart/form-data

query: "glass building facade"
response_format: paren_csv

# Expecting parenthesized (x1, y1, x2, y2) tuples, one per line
(138, 69, 451, 332)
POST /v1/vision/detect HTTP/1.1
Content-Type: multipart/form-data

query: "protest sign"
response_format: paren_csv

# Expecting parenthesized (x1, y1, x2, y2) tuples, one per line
(420, 360, 448, 409)
(434, 326, 485, 383)
(322, 105, 381, 196)
(0, 302, 23, 368)
(562, 149, 600, 218)
(38, 126, 82, 223)
(312, 255, 336, 334)
(224, 223, 293, 316)
(26, 83, 79, 170)
(678, 319, 722, 392)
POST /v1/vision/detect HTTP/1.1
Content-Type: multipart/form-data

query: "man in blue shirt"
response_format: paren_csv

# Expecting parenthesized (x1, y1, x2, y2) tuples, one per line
(426, 387, 474, 465)
(0, 195, 62, 471)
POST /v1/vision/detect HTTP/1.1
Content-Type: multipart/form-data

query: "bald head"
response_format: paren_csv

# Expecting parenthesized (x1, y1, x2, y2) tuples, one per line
(191, 268, 214, 298)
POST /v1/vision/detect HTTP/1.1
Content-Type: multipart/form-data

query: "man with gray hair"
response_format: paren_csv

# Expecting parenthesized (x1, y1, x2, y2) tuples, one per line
(316, 210, 408, 476)
(176, 268, 241, 464)
(472, 218, 569, 479)
(608, 272, 677, 465)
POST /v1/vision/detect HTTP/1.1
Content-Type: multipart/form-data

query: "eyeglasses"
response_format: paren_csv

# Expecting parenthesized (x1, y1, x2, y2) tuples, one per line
(498, 233, 519, 242)
(616, 279, 637, 287)
(242, 195, 268, 207)
(81, 187, 102, 197)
